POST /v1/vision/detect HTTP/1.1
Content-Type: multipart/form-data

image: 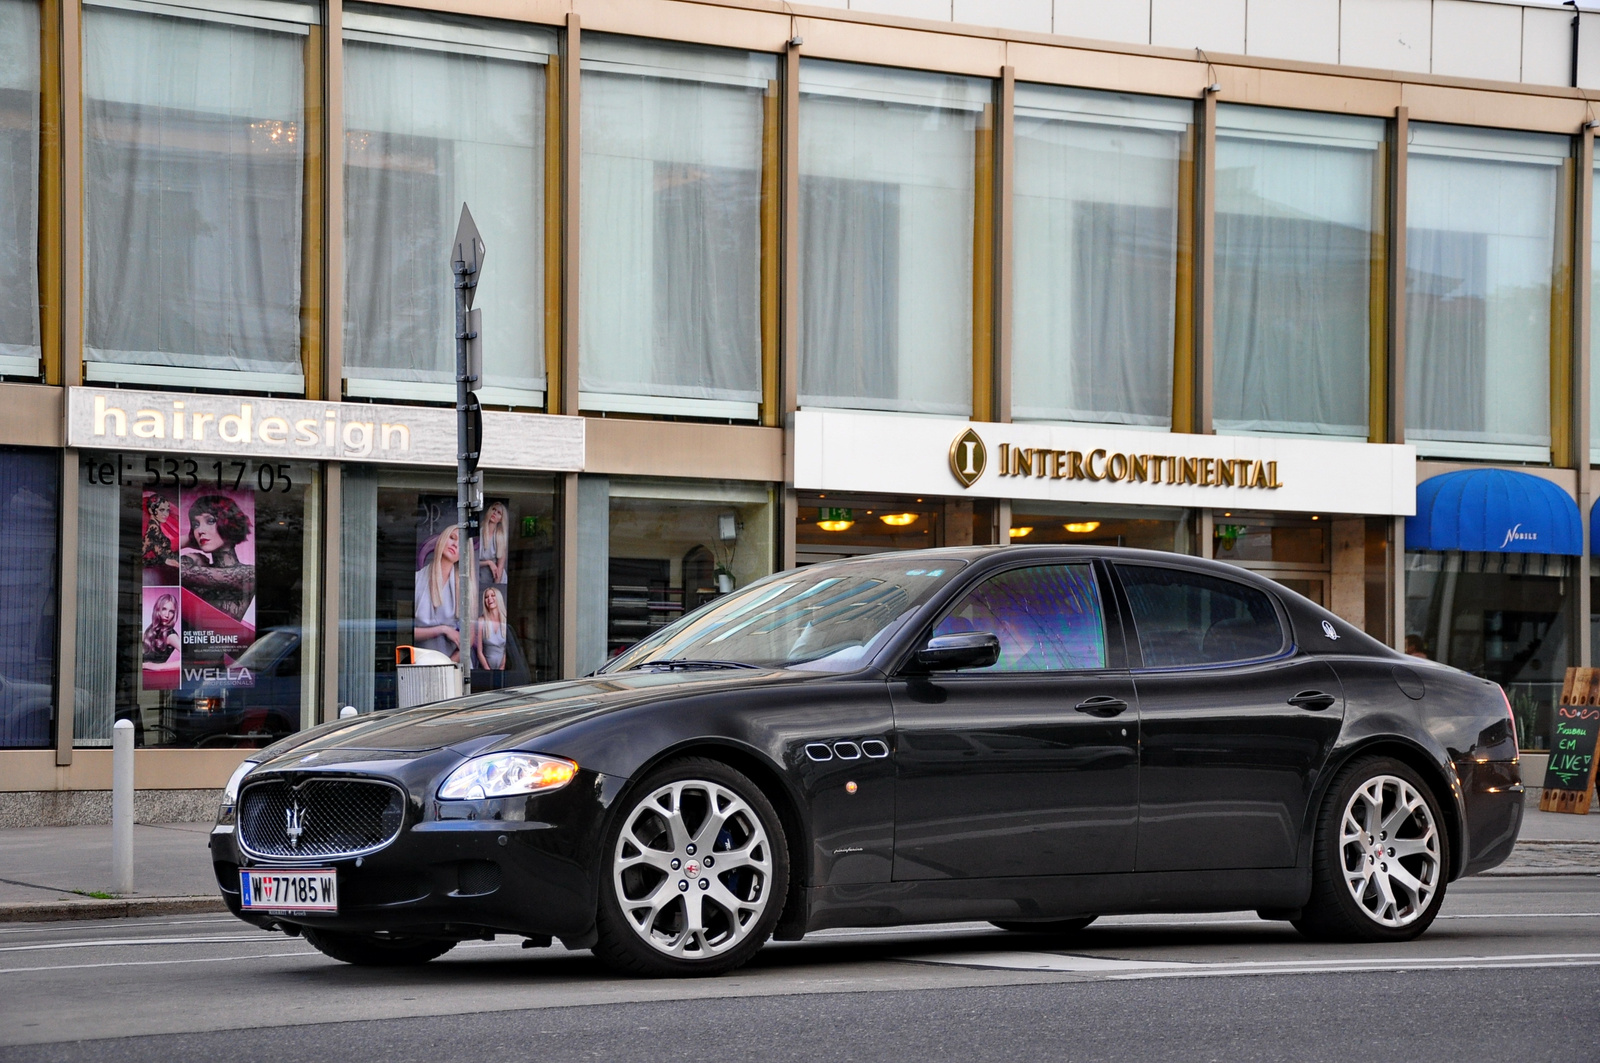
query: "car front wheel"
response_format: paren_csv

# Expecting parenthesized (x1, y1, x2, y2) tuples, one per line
(1294, 756, 1448, 942)
(594, 758, 789, 977)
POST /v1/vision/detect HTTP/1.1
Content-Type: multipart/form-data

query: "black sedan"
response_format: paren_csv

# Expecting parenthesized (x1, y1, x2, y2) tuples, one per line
(210, 546, 1523, 976)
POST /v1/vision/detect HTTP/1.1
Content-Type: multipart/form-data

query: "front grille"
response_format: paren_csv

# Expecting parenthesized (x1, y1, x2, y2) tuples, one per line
(238, 777, 405, 860)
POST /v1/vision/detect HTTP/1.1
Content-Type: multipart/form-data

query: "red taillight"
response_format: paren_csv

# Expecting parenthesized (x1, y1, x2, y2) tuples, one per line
(1498, 685, 1517, 750)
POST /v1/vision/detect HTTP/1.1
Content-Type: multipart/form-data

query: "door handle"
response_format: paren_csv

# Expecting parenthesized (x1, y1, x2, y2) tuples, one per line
(1075, 696, 1128, 718)
(1288, 689, 1336, 712)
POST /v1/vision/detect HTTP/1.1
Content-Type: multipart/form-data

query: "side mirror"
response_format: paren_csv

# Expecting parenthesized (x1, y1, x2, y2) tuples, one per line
(915, 631, 1000, 671)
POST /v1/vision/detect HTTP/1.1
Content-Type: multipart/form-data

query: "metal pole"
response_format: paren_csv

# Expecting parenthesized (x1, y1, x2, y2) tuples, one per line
(454, 256, 474, 697)
(111, 719, 133, 894)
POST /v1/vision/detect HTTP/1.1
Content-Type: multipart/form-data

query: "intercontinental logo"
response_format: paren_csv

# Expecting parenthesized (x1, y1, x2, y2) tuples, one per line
(946, 429, 1284, 492)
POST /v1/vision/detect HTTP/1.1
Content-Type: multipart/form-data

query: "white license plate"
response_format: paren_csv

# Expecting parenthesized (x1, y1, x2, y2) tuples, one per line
(240, 868, 338, 912)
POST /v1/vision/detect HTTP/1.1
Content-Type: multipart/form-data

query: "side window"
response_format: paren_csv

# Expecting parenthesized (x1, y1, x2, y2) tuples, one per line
(932, 564, 1107, 672)
(1115, 564, 1283, 667)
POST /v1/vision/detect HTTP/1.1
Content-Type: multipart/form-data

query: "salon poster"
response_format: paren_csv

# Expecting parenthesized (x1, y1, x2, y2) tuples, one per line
(413, 496, 510, 670)
(141, 487, 258, 691)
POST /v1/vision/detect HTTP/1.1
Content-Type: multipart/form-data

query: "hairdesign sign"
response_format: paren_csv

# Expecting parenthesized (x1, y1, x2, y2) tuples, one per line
(68, 387, 584, 472)
(795, 410, 1415, 516)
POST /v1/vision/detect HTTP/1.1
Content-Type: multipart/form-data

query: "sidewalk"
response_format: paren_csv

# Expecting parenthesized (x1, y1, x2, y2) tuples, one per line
(0, 820, 222, 921)
(0, 796, 1596, 922)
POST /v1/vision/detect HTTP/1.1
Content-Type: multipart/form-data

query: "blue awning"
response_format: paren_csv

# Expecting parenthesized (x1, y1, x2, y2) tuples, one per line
(1408, 469, 1581, 556)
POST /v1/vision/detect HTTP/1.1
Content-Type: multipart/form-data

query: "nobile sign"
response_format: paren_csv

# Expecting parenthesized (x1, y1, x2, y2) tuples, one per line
(1541, 668, 1600, 815)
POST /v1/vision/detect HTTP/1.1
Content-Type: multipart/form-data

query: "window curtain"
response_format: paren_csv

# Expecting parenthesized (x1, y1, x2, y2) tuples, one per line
(83, 0, 307, 389)
(0, 0, 40, 378)
(0, 450, 56, 747)
(1012, 86, 1185, 426)
(73, 470, 119, 746)
(1406, 124, 1564, 461)
(798, 60, 983, 416)
(579, 35, 772, 418)
(1591, 167, 1600, 464)
(343, 5, 549, 406)
(338, 465, 377, 715)
(1214, 107, 1381, 439)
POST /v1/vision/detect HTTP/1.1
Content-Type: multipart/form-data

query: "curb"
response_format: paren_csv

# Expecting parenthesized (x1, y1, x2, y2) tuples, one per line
(0, 896, 226, 923)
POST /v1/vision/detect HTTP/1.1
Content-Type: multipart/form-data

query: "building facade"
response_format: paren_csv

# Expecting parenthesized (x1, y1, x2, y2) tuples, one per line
(1, 0, 1596, 817)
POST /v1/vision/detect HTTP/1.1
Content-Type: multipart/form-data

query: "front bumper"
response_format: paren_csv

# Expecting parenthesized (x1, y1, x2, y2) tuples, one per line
(210, 766, 615, 941)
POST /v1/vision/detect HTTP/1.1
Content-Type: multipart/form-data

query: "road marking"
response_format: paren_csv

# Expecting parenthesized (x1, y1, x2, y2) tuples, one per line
(0, 950, 316, 975)
(907, 950, 1600, 978)
(0, 935, 272, 953)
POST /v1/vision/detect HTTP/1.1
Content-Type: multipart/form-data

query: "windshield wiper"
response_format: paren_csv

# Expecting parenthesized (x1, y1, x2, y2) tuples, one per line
(627, 659, 762, 672)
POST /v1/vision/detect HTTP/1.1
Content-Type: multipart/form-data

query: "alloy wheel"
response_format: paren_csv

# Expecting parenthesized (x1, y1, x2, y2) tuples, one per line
(1338, 773, 1442, 929)
(612, 778, 774, 960)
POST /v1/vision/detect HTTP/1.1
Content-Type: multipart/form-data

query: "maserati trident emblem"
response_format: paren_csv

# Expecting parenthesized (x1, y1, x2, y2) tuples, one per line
(1321, 620, 1340, 641)
(285, 801, 306, 849)
(948, 428, 987, 489)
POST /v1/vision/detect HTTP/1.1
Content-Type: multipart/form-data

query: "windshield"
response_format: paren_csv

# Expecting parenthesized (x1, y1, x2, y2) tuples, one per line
(601, 557, 968, 674)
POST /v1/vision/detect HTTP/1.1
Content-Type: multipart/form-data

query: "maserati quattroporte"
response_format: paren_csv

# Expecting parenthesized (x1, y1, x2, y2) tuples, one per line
(211, 547, 1523, 976)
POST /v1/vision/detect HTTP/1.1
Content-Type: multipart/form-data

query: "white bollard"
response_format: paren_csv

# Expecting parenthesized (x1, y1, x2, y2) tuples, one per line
(111, 719, 134, 895)
(339, 705, 358, 719)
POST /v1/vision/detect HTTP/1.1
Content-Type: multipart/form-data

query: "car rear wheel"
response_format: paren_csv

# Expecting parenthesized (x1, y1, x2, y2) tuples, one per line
(301, 928, 456, 966)
(594, 758, 789, 977)
(1293, 756, 1448, 943)
(991, 916, 1097, 935)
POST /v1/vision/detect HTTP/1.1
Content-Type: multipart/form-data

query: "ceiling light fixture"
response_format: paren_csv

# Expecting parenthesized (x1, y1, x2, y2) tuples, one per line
(1009, 526, 1033, 539)
(1064, 521, 1101, 534)
(880, 513, 919, 527)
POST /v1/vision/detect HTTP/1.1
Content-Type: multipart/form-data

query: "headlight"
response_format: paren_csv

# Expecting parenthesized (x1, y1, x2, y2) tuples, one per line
(216, 759, 259, 825)
(438, 753, 578, 801)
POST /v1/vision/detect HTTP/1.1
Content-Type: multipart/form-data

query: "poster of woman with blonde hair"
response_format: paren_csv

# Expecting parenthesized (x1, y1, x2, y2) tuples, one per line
(474, 585, 508, 670)
(414, 524, 467, 661)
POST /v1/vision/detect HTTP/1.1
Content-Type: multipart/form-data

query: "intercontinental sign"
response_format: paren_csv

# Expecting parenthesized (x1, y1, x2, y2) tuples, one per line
(797, 410, 1415, 517)
(948, 426, 1283, 492)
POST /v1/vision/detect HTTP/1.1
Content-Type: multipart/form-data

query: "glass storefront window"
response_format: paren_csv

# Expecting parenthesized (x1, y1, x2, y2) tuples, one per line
(1011, 85, 1186, 427)
(338, 467, 557, 712)
(1215, 106, 1382, 440)
(1214, 512, 1331, 606)
(795, 494, 945, 565)
(1008, 504, 1189, 552)
(798, 60, 987, 416)
(1406, 124, 1567, 462)
(0, 448, 58, 747)
(74, 452, 319, 747)
(83, 0, 315, 394)
(601, 479, 774, 661)
(343, 5, 552, 408)
(1407, 550, 1570, 751)
(0, 0, 41, 380)
(579, 35, 775, 421)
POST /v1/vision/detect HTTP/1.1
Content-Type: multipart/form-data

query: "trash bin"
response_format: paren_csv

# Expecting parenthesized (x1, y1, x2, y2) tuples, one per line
(395, 645, 461, 707)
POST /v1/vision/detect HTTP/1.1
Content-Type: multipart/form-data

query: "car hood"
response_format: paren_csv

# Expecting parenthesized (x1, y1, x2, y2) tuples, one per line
(282, 668, 798, 756)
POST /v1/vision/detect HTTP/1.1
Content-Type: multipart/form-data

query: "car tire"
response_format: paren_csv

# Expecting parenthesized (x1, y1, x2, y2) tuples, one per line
(991, 916, 1097, 935)
(594, 757, 789, 978)
(1293, 756, 1449, 943)
(301, 928, 457, 966)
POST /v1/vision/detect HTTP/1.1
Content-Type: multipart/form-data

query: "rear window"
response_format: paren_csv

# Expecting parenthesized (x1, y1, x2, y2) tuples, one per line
(1115, 564, 1284, 667)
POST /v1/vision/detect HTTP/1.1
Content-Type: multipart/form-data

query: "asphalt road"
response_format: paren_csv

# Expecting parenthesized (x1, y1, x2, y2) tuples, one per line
(2, 874, 1598, 1063)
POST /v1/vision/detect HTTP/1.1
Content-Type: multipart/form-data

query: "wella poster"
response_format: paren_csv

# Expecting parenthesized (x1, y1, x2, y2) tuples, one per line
(141, 487, 259, 690)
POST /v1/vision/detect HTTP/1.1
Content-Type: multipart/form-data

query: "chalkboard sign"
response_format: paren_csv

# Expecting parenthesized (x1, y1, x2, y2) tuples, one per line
(1540, 668, 1600, 815)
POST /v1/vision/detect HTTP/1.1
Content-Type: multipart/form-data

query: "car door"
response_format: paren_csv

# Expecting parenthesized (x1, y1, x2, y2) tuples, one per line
(1111, 562, 1345, 872)
(890, 560, 1140, 880)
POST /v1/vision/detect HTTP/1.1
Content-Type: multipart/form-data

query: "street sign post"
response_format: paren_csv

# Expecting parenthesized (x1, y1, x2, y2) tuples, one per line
(452, 204, 485, 696)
